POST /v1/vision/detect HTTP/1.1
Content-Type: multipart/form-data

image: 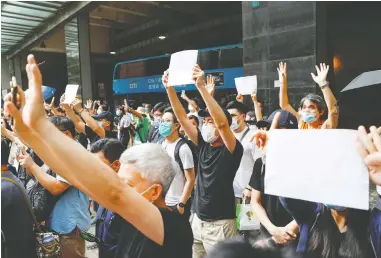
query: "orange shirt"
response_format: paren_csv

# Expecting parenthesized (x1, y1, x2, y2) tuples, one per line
(300, 121, 324, 129)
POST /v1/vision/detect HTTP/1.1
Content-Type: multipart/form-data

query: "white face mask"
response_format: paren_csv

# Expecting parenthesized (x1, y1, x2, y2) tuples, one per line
(230, 118, 239, 131)
(116, 110, 122, 116)
(201, 124, 219, 143)
(97, 121, 103, 127)
(188, 105, 195, 114)
(97, 109, 102, 115)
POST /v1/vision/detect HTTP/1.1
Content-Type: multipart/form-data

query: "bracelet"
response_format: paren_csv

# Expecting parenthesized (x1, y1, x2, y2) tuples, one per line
(245, 187, 252, 191)
(320, 81, 329, 89)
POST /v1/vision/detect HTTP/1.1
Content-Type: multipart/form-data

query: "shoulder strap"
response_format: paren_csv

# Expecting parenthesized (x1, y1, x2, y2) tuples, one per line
(174, 139, 187, 173)
(239, 127, 251, 142)
(1, 177, 38, 226)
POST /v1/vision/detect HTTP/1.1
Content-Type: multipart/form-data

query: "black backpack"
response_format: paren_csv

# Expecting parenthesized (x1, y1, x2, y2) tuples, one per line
(174, 137, 199, 175)
(26, 168, 63, 222)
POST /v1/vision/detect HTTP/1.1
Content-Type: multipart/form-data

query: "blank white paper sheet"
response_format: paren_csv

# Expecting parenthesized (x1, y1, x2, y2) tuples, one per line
(234, 76, 257, 95)
(168, 50, 198, 86)
(265, 129, 369, 210)
(63, 84, 79, 104)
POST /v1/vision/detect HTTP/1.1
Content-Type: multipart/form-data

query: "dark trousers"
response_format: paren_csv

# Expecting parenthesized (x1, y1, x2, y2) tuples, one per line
(168, 199, 191, 220)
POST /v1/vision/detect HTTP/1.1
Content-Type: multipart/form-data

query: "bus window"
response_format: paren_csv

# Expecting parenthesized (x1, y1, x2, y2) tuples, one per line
(145, 57, 170, 77)
(198, 50, 220, 70)
(219, 47, 242, 68)
(115, 61, 145, 79)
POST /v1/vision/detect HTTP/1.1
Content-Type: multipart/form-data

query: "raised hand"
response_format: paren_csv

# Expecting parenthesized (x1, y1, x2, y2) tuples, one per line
(277, 62, 287, 84)
(59, 93, 70, 110)
(85, 99, 93, 109)
(357, 126, 381, 185)
(311, 63, 329, 87)
(4, 54, 46, 136)
(181, 90, 187, 100)
(162, 70, 170, 88)
(251, 93, 258, 103)
(236, 94, 244, 103)
(72, 98, 83, 113)
(192, 65, 205, 88)
(250, 111, 281, 148)
(205, 74, 215, 96)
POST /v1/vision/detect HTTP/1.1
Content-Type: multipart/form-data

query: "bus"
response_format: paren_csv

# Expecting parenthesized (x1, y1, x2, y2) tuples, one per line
(112, 44, 243, 105)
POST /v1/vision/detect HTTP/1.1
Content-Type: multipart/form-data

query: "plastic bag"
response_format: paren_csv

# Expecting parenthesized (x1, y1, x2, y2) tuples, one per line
(237, 203, 260, 231)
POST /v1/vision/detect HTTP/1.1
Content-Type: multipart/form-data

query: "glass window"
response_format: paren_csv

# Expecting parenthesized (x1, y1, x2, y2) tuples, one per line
(198, 50, 220, 70)
(145, 57, 170, 76)
(219, 47, 243, 68)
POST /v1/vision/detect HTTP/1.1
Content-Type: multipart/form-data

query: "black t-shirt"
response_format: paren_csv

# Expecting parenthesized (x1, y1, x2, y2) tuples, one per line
(194, 131, 243, 221)
(85, 125, 117, 145)
(114, 208, 193, 258)
(1, 172, 37, 258)
(249, 158, 294, 237)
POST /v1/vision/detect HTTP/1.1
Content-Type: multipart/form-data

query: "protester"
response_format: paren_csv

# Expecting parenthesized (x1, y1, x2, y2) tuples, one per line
(1, 138, 37, 258)
(163, 66, 243, 257)
(61, 97, 106, 144)
(17, 116, 90, 258)
(160, 107, 196, 218)
(147, 102, 167, 144)
(278, 62, 339, 129)
(130, 106, 150, 145)
(91, 138, 125, 258)
(4, 54, 193, 258)
(117, 106, 133, 149)
(249, 110, 300, 252)
(226, 100, 259, 203)
(92, 108, 117, 139)
(181, 91, 203, 129)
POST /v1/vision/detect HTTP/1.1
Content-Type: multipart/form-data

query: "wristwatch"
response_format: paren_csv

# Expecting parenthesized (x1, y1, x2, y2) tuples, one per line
(320, 81, 329, 89)
(178, 202, 186, 208)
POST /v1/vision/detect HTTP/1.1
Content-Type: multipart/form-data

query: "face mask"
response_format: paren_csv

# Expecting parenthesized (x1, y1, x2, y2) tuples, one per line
(201, 125, 219, 143)
(97, 121, 103, 127)
(97, 109, 102, 115)
(159, 122, 173, 137)
(301, 112, 317, 123)
(230, 118, 239, 131)
(325, 204, 347, 211)
(116, 110, 122, 116)
(151, 119, 161, 127)
(188, 105, 195, 113)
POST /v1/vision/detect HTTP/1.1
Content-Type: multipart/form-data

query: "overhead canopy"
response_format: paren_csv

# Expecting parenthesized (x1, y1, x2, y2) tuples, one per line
(1, 1, 68, 54)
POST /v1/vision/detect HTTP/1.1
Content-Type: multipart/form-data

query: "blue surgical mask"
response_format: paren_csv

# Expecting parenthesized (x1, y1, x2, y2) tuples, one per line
(159, 122, 173, 137)
(325, 204, 347, 211)
(151, 119, 160, 127)
(116, 110, 122, 116)
(301, 112, 317, 123)
(144, 108, 149, 113)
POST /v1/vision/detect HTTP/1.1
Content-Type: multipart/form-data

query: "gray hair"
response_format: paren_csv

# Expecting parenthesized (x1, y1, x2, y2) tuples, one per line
(120, 143, 177, 196)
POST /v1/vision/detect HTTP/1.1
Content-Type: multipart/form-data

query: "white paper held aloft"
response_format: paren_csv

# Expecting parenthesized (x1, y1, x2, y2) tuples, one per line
(168, 50, 198, 86)
(235, 76, 257, 95)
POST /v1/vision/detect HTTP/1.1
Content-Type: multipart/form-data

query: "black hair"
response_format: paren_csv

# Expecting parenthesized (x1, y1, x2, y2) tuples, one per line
(1, 138, 10, 165)
(163, 107, 179, 124)
(188, 115, 200, 127)
(153, 102, 167, 113)
(299, 93, 327, 119)
(90, 138, 125, 163)
(205, 240, 282, 258)
(56, 107, 65, 114)
(226, 100, 250, 115)
(308, 208, 370, 258)
(49, 116, 76, 138)
(100, 104, 108, 111)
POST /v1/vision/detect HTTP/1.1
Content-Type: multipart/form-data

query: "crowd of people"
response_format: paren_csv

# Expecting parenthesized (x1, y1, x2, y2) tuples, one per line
(1, 55, 380, 258)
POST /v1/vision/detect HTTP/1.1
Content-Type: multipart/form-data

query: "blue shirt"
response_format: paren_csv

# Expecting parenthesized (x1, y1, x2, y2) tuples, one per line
(47, 175, 90, 234)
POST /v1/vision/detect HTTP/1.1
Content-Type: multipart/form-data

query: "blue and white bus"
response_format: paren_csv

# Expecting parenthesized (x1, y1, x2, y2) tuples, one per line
(112, 44, 243, 103)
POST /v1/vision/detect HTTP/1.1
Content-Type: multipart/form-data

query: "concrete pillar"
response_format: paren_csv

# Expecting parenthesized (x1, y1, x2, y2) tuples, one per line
(78, 14, 93, 101)
(242, 1, 318, 117)
(13, 56, 23, 90)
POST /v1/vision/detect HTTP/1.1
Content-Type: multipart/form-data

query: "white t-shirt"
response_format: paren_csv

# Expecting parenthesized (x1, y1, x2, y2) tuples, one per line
(162, 138, 195, 206)
(233, 126, 260, 197)
(377, 186, 381, 195)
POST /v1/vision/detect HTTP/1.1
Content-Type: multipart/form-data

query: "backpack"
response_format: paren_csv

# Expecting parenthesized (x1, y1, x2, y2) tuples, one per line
(174, 137, 199, 175)
(26, 168, 62, 223)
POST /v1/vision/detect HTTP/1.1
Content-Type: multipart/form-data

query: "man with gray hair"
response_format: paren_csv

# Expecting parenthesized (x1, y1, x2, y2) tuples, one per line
(4, 54, 193, 258)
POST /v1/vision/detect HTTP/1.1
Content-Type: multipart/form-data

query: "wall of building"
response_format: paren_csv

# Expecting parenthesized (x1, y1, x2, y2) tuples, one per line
(242, 1, 317, 116)
(1, 55, 12, 91)
(90, 26, 110, 54)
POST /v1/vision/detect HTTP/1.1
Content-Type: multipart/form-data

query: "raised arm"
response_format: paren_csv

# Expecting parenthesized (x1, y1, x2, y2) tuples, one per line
(162, 71, 199, 145)
(251, 93, 263, 121)
(124, 99, 143, 121)
(278, 62, 300, 120)
(311, 63, 338, 129)
(17, 150, 69, 196)
(5, 54, 165, 246)
(61, 102, 86, 135)
(192, 65, 237, 153)
(73, 99, 105, 138)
